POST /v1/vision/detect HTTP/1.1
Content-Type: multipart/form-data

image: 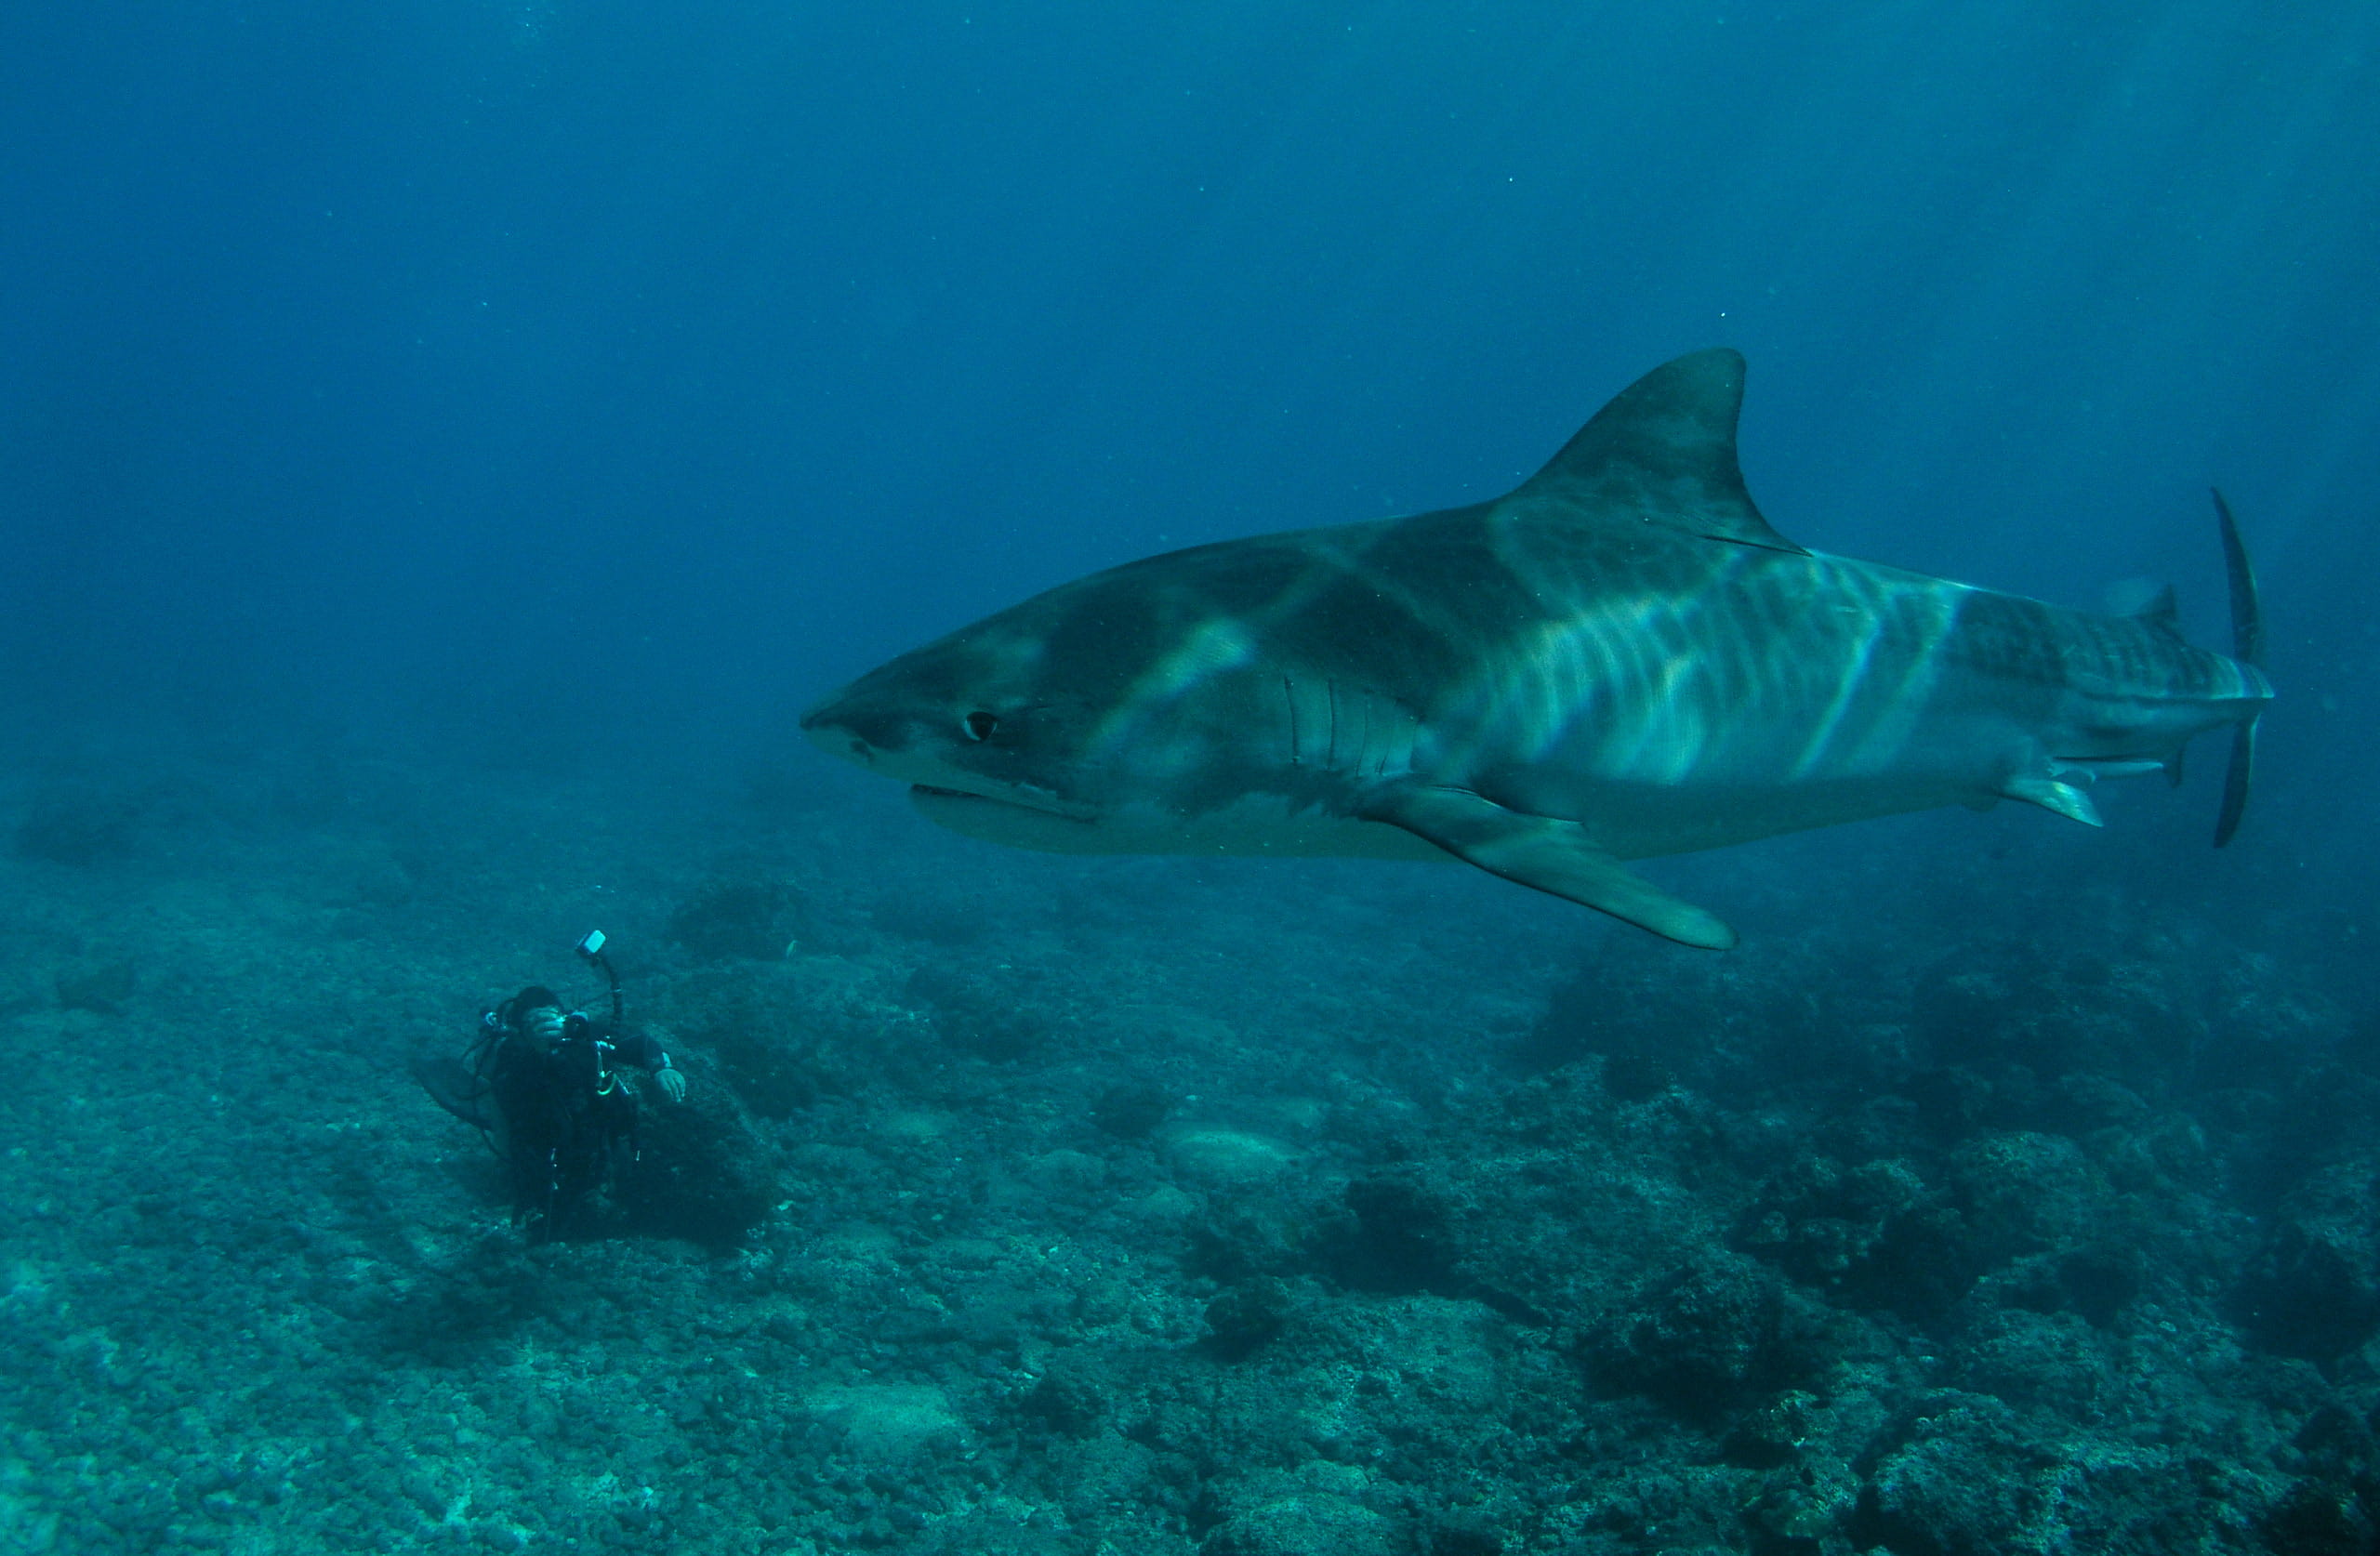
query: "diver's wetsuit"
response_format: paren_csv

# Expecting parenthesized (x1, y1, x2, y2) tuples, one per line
(483, 1013, 673, 1239)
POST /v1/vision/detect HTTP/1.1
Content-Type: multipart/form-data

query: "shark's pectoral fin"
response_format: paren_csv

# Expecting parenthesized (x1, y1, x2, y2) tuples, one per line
(2000, 773, 2104, 827)
(1357, 785, 1738, 949)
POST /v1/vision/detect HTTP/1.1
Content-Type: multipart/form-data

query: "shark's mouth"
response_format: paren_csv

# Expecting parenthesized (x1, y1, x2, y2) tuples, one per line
(907, 783, 1110, 853)
(910, 783, 1098, 822)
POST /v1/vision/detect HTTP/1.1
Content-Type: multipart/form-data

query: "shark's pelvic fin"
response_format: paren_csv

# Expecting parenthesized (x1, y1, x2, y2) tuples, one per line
(2001, 773, 2105, 828)
(1511, 348, 1806, 555)
(2211, 488, 2262, 848)
(1358, 784, 1738, 949)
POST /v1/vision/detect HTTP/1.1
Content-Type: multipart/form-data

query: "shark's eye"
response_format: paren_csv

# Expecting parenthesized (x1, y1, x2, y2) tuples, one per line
(962, 711, 1000, 742)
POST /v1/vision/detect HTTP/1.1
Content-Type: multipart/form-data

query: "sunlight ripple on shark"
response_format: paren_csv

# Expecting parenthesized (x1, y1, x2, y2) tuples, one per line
(802, 350, 2273, 947)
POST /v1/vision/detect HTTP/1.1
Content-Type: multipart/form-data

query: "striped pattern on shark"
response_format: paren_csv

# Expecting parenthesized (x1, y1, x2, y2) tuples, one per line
(803, 349, 2272, 947)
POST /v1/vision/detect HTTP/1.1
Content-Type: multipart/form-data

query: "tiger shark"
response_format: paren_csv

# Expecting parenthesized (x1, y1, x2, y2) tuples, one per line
(802, 349, 2271, 948)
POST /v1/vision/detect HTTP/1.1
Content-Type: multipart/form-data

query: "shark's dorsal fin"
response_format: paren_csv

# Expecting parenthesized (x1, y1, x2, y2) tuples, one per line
(1512, 348, 1806, 555)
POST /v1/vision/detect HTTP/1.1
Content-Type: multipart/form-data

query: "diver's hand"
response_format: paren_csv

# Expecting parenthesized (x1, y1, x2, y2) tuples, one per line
(655, 1067, 687, 1103)
(522, 1009, 566, 1044)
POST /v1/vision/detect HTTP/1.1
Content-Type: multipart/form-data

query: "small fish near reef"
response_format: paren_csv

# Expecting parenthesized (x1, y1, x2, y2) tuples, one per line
(804, 349, 2272, 948)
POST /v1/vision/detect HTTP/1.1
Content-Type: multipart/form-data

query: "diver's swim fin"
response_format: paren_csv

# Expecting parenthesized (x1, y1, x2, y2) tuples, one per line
(410, 1053, 491, 1130)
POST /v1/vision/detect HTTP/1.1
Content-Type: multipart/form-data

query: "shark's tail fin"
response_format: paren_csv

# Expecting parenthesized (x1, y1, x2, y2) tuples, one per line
(2211, 489, 2263, 848)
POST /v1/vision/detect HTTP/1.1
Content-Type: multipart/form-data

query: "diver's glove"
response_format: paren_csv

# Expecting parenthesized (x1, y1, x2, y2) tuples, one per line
(655, 1065, 688, 1104)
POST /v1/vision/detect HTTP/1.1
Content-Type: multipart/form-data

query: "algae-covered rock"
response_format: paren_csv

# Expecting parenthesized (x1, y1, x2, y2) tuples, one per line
(612, 1057, 776, 1249)
(1198, 1468, 1400, 1556)
(1025, 1147, 1107, 1196)
(1333, 1170, 1469, 1293)
(1737, 1154, 1927, 1290)
(1204, 1276, 1298, 1358)
(14, 788, 149, 865)
(1199, 1493, 1395, 1556)
(1744, 1452, 1859, 1548)
(1948, 1129, 2105, 1261)
(1856, 1391, 2277, 1555)
(1855, 1393, 2062, 1554)
(1162, 1125, 1296, 1190)
(55, 957, 138, 1015)
(1594, 1252, 1836, 1413)
(1947, 1306, 2110, 1414)
(2233, 1154, 2380, 1360)
(803, 1382, 967, 1457)
(665, 877, 801, 963)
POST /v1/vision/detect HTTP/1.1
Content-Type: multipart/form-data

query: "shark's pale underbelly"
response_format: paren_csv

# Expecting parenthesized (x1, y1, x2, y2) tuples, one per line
(915, 757, 1982, 866)
(910, 784, 1457, 862)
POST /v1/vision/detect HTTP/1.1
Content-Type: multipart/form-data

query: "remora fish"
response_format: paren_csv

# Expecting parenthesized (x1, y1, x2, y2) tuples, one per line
(803, 349, 2272, 948)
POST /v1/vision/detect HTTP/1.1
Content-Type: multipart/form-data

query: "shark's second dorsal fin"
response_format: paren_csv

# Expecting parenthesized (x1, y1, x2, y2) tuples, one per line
(2129, 583, 2185, 641)
(1512, 348, 1806, 554)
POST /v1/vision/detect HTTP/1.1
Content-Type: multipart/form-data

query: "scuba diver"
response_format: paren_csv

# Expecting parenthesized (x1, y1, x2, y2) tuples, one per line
(415, 931, 686, 1242)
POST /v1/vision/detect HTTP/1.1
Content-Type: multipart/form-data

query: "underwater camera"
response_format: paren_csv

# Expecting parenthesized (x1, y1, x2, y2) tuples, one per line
(575, 929, 624, 1026)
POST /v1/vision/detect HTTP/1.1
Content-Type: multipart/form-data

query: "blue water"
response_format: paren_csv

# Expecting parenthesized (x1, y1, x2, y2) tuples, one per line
(7, 4, 2371, 744)
(4, 4, 2377, 1552)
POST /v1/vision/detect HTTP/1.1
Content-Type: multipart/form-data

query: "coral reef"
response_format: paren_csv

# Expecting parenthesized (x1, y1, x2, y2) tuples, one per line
(0, 750, 2370, 1554)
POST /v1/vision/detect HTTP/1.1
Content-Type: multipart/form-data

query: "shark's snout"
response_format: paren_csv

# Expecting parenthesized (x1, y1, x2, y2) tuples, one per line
(799, 692, 886, 768)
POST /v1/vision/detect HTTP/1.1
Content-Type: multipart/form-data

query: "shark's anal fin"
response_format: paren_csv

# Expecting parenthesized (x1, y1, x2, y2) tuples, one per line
(1357, 784, 1738, 949)
(2001, 773, 2104, 828)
